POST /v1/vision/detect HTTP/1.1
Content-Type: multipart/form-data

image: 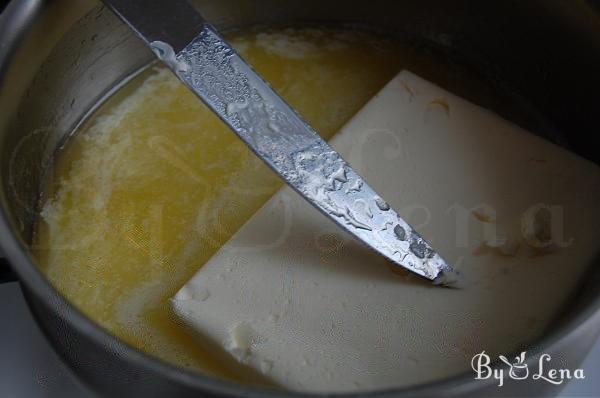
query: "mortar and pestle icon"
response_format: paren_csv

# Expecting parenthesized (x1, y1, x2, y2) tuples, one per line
(499, 351, 529, 380)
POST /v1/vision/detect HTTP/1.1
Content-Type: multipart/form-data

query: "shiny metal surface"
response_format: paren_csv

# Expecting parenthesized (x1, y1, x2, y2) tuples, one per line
(1, 0, 150, 243)
(102, 0, 458, 284)
(102, 0, 204, 52)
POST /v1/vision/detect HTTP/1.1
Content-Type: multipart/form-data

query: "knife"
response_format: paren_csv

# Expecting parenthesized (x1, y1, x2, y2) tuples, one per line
(101, 0, 460, 286)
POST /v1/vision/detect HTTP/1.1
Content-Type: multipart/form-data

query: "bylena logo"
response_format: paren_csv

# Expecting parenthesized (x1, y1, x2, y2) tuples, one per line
(471, 351, 586, 387)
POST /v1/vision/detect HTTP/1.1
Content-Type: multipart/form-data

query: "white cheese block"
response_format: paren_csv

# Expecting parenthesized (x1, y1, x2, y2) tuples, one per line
(172, 71, 600, 392)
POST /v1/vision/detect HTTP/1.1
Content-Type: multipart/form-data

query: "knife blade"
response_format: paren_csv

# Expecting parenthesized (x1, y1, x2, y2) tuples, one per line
(102, 0, 460, 286)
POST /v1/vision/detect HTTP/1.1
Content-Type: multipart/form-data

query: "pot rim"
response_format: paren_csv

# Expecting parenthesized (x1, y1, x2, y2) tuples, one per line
(0, 1, 599, 396)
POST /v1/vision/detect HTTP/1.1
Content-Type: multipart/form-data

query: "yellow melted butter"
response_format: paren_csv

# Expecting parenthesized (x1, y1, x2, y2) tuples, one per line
(34, 27, 404, 379)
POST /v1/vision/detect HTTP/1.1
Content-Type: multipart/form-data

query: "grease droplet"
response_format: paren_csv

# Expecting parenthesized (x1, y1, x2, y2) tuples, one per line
(393, 225, 406, 241)
(409, 241, 430, 259)
(374, 196, 390, 211)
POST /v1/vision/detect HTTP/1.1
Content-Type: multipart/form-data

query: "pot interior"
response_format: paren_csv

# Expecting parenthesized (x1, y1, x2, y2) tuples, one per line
(1, 0, 599, 394)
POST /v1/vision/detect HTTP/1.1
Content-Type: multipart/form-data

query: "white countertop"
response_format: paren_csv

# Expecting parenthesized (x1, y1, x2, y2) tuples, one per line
(0, 281, 598, 397)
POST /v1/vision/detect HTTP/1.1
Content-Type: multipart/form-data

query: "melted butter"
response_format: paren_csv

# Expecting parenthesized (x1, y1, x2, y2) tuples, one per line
(34, 27, 405, 380)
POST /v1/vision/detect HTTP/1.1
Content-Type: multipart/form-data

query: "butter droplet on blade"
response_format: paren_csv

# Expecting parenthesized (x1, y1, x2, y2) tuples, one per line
(374, 196, 390, 211)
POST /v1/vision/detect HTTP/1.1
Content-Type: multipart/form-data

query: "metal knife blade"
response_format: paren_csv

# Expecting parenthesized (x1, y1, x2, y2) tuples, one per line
(102, 0, 460, 286)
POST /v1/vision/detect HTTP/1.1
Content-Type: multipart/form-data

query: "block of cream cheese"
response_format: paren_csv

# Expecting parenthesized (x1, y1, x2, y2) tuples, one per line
(172, 71, 600, 392)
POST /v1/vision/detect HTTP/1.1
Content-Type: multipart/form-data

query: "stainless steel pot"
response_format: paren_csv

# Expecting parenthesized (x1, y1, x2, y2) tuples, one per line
(1, 0, 599, 396)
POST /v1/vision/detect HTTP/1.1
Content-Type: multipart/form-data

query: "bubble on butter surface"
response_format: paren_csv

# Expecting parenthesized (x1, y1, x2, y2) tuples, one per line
(226, 321, 256, 362)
